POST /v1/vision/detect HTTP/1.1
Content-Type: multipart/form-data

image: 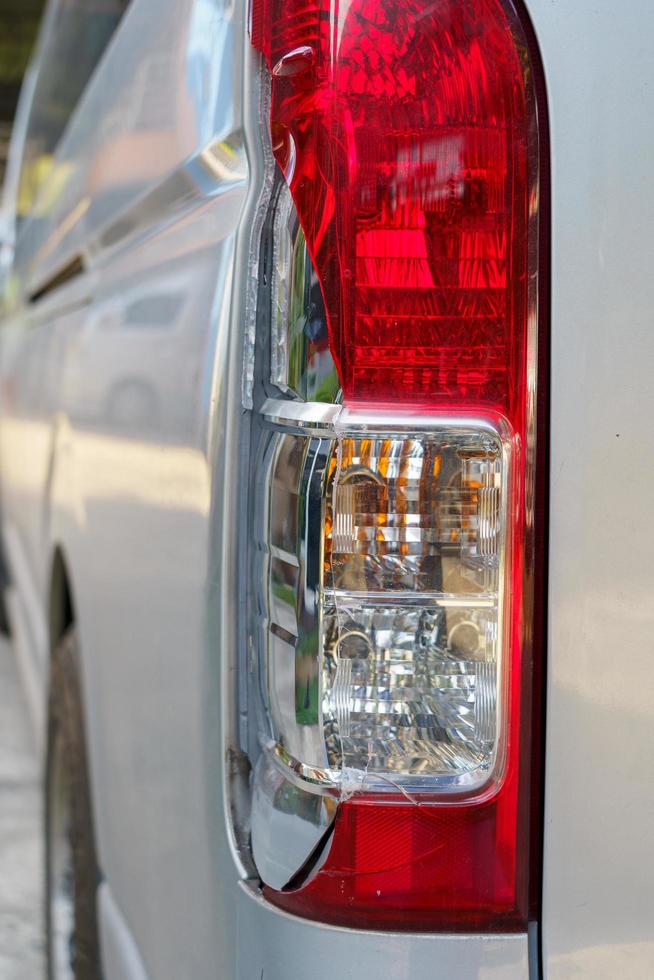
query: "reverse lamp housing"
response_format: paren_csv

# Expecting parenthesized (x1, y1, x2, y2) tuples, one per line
(259, 412, 511, 802)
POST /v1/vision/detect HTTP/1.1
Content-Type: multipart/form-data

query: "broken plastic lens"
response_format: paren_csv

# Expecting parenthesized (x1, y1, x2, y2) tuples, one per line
(259, 422, 509, 796)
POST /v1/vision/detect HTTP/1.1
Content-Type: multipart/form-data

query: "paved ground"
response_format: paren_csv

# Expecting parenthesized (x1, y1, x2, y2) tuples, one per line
(0, 637, 45, 978)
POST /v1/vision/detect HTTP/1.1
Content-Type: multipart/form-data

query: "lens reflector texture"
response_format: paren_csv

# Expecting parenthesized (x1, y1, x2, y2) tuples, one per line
(323, 430, 506, 790)
(253, 0, 529, 418)
(262, 432, 331, 770)
(270, 181, 340, 402)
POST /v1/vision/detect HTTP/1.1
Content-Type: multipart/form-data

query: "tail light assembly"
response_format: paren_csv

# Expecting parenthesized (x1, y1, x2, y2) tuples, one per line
(243, 0, 546, 933)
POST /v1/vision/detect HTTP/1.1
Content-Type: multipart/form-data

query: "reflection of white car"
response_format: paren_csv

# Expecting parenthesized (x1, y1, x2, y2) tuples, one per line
(1, 0, 653, 979)
(61, 285, 192, 431)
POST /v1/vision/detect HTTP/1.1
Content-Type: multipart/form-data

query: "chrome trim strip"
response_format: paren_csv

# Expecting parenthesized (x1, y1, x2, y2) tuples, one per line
(267, 741, 341, 793)
(326, 589, 498, 609)
(261, 398, 341, 431)
(261, 398, 512, 440)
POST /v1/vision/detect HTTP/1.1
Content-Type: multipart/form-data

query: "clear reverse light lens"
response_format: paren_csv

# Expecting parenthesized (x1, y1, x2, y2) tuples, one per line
(258, 418, 509, 796)
(322, 425, 508, 791)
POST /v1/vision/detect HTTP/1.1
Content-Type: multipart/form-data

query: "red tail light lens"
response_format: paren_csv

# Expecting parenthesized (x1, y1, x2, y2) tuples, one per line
(254, 0, 531, 420)
(250, 0, 544, 932)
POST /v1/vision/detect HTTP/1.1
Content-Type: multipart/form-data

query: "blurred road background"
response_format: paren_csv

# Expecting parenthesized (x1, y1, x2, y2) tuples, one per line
(0, 1, 43, 182)
(1, 9, 47, 975)
(0, 6, 47, 975)
(0, 637, 44, 978)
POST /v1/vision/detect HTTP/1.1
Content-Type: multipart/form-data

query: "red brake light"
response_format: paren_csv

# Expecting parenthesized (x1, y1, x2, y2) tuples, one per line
(250, 0, 545, 932)
(254, 0, 531, 420)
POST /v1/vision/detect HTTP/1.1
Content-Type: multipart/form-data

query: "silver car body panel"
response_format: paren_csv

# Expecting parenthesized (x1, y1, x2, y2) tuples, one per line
(1, 0, 653, 977)
(237, 882, 529, 979)
(526, 0, 654, 976)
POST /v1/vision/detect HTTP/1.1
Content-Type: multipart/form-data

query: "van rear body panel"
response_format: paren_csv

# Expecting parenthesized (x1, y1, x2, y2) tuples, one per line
(529, 1, 654, 975)
(1, 0, 653, 977)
